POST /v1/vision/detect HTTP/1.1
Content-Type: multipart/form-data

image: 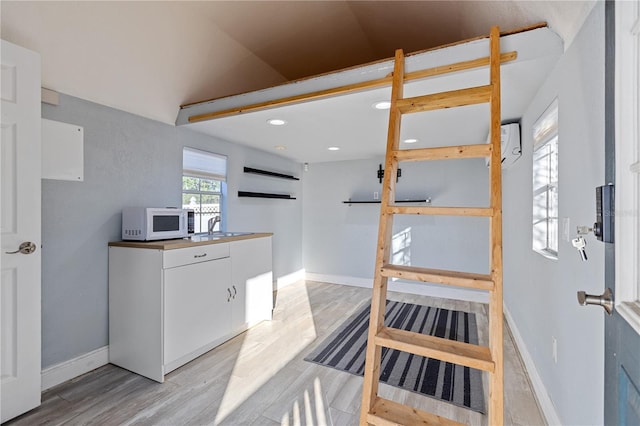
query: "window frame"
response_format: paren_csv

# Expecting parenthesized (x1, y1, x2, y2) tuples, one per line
(532, 99, 559, 259)
(614, 1, 640, 332)
(182, 148, 227, 234)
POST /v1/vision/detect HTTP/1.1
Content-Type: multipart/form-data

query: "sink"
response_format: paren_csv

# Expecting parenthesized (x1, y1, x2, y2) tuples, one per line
(216, 232, 253, 237)
(190, 232, 253, 241)
(188, 234, 222, 242)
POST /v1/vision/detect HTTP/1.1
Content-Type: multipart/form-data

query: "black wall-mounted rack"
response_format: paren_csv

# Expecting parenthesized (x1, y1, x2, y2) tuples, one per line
(238, 191, 296, 200)
(244, 167, 299, 180)
(342, 199, 428, 205)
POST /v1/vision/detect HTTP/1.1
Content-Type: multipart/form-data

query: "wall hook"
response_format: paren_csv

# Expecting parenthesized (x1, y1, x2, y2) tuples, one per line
(377, 164, 401, 183)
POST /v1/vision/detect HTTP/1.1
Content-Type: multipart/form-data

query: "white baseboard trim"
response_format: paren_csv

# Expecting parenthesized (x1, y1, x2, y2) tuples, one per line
(276, 268, 306, 290)
(41, 346, 109, 391)
(504, 306, 561, 426)
(306, 272, 372, 288)
(305, 272, 489, 303)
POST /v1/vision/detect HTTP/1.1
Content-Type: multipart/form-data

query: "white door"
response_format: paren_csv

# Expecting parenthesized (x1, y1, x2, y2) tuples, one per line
(1, 39, 42, 423)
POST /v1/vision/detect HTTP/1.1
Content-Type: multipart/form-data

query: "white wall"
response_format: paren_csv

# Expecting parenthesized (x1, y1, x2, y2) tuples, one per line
(302, 156, 491, 302)
(503, 3, 605, 424)
(41, 94, 303, 368)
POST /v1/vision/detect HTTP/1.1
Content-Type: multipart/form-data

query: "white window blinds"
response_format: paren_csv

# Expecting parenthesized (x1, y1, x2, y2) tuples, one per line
(183, 147, 227, 181)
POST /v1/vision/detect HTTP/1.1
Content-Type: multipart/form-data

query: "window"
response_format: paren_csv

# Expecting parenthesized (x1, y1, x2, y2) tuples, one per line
(182, 147, 227, 233)
(532, 99, 559, 258)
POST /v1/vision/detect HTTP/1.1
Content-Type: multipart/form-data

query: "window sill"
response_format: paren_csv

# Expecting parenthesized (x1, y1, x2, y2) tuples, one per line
(617, 302, 640, 336)
(533, 248, 558, 261)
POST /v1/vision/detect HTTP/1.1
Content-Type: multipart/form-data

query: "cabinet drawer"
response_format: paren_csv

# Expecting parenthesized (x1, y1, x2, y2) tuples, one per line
(163, 243, 230, 269)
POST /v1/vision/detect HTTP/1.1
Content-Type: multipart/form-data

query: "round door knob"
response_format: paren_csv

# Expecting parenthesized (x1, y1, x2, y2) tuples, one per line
(577, 288, 613, 315)
(5, 241, 37, 255)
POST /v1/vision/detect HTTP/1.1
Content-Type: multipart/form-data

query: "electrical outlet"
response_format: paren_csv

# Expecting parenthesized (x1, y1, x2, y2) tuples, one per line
(373, 191, 379, 200)
(552, 337, 558, 363)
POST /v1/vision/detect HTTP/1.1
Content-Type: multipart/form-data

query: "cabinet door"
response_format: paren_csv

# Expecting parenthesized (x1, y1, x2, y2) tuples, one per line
(163, 258, 231, 365)
(230, 237, 273, 329)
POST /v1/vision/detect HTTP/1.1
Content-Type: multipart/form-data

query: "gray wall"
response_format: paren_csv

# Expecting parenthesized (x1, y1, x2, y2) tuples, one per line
(302, 156, 491, 299)
(503, 3, 605, 424)
(42, 94, 303, 368)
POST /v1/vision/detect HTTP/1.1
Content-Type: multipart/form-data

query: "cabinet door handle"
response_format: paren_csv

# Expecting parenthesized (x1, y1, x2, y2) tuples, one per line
(194, 253, 207, 258)
(227, 288, 232, 302)
(232, 285, 237, 298)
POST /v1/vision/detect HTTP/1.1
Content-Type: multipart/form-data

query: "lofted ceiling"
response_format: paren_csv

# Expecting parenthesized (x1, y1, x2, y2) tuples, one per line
(2, 1, 596, 162)
(179, 26, 564, 163)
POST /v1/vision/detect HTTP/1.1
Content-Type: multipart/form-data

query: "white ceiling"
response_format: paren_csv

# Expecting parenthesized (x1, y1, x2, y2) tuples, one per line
(1, 1, 596, 162)
(182, 26, 564, 163)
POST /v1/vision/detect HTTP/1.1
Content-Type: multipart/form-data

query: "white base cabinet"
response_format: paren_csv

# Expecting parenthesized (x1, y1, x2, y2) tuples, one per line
(108, 236, 273, 382)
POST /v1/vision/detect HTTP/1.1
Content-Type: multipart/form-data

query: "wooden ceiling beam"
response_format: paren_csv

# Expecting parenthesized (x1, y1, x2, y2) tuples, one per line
(187, 51, 517, 123)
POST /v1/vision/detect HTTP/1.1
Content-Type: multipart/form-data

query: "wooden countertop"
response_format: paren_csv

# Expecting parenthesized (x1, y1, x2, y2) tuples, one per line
(109, 233, 273, 250)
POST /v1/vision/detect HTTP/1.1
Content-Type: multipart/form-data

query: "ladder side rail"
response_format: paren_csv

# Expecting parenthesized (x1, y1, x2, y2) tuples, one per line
(488, 25, 505, 426)
(359, 48, 405, 425)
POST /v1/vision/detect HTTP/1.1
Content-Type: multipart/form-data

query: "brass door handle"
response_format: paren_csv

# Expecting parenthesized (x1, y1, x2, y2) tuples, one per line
(5, 241, 36, 255)
(577, 288, 613, 315)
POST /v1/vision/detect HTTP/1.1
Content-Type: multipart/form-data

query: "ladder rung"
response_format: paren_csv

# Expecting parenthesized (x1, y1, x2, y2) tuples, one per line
(393, 144, 492, 162)
(375, 327, 494, 372)
(381, 264, 494, 291)
(396, 85, 492, 114)
(385, 205, 494, 217)
(367, 397, 464, 426)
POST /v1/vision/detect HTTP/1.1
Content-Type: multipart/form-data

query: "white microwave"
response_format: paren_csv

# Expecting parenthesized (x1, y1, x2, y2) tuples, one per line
(122, 207, 194, 241)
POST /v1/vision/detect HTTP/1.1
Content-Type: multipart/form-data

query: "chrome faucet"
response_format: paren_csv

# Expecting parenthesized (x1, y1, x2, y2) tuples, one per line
(207, 216, 220, 235)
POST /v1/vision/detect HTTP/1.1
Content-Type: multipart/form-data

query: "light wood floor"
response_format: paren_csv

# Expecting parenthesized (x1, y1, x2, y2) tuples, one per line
(7, 280, 545, 426)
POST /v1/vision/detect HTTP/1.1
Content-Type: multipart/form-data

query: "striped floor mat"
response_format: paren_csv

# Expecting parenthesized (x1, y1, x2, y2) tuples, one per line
(304, 300, 485, 413)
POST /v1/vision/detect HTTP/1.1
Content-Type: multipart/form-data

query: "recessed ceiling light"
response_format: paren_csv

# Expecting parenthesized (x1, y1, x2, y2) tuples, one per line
(404, 138, 418, 144)
(267, 118, 287, 126)
(274, 145, 286, 150)
(372, 101, 391, 110)
(328, 146, 340, 151)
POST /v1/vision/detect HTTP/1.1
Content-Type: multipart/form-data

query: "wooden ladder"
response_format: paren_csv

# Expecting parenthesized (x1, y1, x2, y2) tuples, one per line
(359, 26, 504, 426)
